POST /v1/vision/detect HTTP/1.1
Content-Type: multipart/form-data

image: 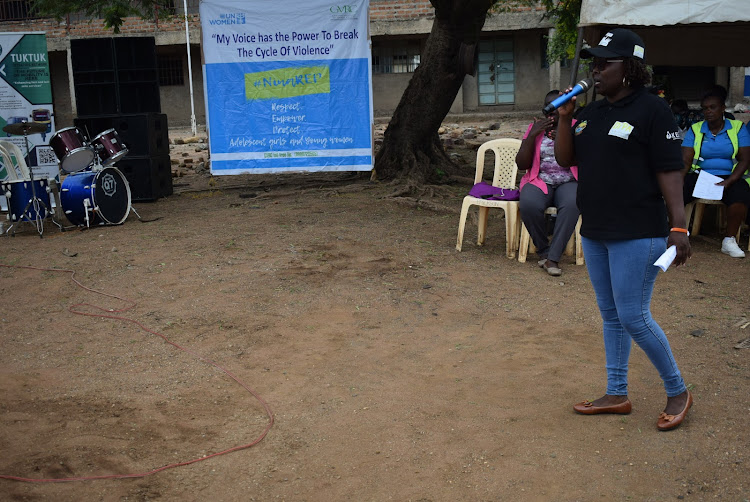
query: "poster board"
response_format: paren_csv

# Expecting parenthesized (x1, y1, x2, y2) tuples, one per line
(0, 32, 56, 180)
(200, 0, 373, 175)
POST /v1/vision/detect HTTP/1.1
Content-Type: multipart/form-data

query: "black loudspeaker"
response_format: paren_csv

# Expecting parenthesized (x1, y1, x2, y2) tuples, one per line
(71, 37, 160, 115)
(71, 38, 115, 73)
(112, 113, 169, 157)
(118, 83, 161, 114)
(74, 113, 169, 157)
(114, 37, 157, 70)
(115, 155, 173, 202)
(71, 39, 118, 116)
(74, 113, 172, 201)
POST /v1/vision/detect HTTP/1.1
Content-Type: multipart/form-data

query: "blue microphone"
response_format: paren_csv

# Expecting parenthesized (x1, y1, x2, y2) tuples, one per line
(542, 78, 594, 115)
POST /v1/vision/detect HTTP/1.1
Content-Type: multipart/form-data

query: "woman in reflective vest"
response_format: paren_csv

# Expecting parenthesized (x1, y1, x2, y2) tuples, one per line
(681, 86, 750, 258)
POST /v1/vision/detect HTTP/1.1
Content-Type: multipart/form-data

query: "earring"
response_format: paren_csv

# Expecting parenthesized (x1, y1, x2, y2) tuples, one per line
(622, 77, 628, 87)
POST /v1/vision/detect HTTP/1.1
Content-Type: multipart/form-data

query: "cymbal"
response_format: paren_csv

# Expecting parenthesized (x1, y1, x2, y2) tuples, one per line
(2, 121, 47, 136)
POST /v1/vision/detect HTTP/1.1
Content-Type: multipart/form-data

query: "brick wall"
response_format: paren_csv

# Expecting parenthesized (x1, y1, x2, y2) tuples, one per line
(2, 2, 440, 40)
(0, 1, 550, 39)
(369, 0, 434, 21)
(0, 14, 200, 40)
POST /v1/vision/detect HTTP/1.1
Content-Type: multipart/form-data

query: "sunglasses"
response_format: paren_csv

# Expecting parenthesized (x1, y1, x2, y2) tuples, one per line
(591, 58, 624, 70)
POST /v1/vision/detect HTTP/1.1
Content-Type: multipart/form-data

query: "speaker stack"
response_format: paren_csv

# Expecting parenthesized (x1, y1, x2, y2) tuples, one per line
(71, 37, 172, 201)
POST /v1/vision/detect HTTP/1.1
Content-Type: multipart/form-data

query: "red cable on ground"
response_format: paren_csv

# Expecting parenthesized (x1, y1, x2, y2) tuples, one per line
(0, 263, 274, 483)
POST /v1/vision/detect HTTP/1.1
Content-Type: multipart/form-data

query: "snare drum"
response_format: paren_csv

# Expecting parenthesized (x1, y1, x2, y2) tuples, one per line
(49, 127, 95, 173)
(1, 178, 50, 222)
(60, 167, 131, 226)
(91, 128, 128, 166)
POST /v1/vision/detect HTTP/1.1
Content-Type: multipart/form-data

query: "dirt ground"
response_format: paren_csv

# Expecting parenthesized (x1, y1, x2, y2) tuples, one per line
(1, 116, 749, 502)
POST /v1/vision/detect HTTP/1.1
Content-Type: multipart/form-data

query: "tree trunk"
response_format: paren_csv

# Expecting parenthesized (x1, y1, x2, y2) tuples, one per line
(374, 0, 495, 187)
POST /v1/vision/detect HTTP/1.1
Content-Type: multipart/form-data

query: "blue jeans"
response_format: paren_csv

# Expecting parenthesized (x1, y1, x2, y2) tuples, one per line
(582, 237, 686, 397)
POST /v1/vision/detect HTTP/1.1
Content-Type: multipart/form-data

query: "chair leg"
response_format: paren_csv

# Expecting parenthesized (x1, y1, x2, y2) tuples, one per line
(514, 207, 523, 256)
(456, 200, 472, 251)
(529, 239, 537, 255)
(717, 205, 727, 235)
(684, 202, 694, 234)
(575, 216, 584, 265)
(564, 232, 575, 257)
(736, 221, 745, 245)
(504, 206, 517, 259)
(692, 202, 705, 236)
(518, 223, 530, 263)
(477, 206, 490, 246)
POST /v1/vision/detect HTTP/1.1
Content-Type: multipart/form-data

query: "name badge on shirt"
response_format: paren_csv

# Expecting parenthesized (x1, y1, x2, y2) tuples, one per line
(608, 121, 634, 140)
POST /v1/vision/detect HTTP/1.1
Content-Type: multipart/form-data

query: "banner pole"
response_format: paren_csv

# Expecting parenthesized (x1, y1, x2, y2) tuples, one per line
(185, 0, 197, 136)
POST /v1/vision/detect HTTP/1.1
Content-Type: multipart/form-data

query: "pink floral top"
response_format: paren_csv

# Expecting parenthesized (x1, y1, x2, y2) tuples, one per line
(519, 121, 578, 195)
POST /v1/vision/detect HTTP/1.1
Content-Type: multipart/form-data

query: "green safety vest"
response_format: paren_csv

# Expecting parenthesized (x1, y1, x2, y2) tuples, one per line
(690, 119, 744, 174)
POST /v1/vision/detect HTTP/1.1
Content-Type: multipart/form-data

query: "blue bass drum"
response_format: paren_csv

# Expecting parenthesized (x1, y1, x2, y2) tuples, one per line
(60, 167, 131, 226)
(1, 179, 50, 222)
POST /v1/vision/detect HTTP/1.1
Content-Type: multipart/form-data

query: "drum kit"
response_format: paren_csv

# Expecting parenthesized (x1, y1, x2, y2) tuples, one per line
(1, 120, 132, 236)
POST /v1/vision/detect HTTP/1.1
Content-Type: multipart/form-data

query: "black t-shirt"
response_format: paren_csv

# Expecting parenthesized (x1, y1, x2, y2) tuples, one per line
(573, 88, 683, 240)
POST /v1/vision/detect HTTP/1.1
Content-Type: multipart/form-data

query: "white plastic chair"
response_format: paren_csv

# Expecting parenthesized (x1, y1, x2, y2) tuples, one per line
(0, 141, 31, 180)
(0, 141, 63, 220)
(456, 138, 522, 258)
(0, 145, 17, 214)
(518, 208, 584, 265)
(0, 144, 19, 181)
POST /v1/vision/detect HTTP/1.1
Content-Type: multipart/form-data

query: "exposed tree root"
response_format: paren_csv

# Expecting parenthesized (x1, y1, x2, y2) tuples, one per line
(384, 182, 458, 200)
(387, 196, 459, 214)
(450, 175, 477, 187)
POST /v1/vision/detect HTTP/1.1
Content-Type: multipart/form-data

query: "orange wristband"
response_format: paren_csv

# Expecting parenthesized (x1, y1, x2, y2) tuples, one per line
(670, 227, 690, 235)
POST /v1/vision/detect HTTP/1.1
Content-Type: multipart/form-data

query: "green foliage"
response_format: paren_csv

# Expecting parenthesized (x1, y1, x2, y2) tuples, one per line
(30, 0, 174, 33)
(492, 0, 582, 64)
(541, 0, 582, 62)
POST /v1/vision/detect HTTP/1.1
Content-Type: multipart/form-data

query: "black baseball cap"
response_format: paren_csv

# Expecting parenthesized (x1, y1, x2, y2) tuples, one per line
(580, 28, 645, 61)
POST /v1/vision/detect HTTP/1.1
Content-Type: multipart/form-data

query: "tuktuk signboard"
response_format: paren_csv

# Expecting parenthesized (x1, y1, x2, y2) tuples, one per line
(0, 32, 57, 180)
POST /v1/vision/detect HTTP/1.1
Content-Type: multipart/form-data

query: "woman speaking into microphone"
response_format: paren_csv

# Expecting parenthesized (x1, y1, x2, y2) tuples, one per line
(553, 28, 693, 431)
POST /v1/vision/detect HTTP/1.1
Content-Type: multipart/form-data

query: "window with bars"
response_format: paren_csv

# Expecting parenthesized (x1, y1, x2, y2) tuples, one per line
(0, 0, 34, 21)
(372, 42, 421, 74)
(157, 55, 184, 86)
(159, 0, 177, 15)
(159, 0, 201, 16)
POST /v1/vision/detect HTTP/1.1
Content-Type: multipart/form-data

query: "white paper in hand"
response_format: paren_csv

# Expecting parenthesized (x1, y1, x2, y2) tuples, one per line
(692, 170, 724, 200)
(653, 245, 677, 272)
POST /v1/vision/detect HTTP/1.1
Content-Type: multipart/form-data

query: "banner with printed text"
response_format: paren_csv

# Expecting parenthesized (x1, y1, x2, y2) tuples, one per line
(0, 32, 56, 179)
(200, 0, 373, 175)
(0, 32, 56, 212)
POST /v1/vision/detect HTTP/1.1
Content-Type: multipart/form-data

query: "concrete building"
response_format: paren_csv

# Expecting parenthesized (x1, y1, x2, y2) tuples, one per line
(0, 0, 743, 130)
(370, 0, 576, 115)
(0, 0, 203, 128)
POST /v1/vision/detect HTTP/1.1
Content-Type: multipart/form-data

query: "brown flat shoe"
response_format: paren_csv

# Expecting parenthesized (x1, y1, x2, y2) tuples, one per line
(657, 390, 693, 431)
(573, 399, 632, 415)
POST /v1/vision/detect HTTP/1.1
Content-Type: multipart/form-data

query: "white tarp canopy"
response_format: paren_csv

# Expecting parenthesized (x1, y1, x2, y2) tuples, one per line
(580, 0, 749, 26)
(577, 0, 750, 66)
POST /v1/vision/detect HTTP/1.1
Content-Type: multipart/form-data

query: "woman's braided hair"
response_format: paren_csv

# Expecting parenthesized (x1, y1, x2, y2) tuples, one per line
(623, 58, 651, 89)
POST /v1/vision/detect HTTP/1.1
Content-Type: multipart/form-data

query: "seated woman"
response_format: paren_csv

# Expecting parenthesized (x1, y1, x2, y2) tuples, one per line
(682, 85, 750, 258)
(516, 90, 579, 276)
